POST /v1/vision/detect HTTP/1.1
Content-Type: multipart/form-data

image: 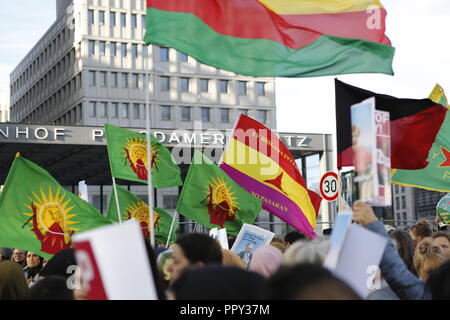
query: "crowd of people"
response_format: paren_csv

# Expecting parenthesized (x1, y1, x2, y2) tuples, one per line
(0, 202, 449, 300)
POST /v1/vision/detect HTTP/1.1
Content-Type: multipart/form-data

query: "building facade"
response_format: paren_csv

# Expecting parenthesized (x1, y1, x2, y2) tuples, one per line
(0, 91, 9, 122)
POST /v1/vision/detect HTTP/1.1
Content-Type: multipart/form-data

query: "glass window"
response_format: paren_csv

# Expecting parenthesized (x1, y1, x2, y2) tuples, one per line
(111, 102, 118, 118)
(99, 41, 106, 55)
(219, 80, 228, 94)
(100, 102, 107, 117)
(256, 82, 266, 96)
(110, 12, 116, 26)
(142, 15, 147, 29)
(133, 104, 140, 119)
(401, 196, 406, 209)
(131, 14, 137, 28)
(121, 43, 127, 57)
(180, 77, 189, 92)
(121, 73, 128, 88)
(257, 110, 267, 124)
(99, 71, 107, 87)
(163, 195, 178, 210)
(88, 40, 95, 55)
(160, 47, 169, 61)
(111, 72, 118, 87)
(89, 101, 96, 117)
(160, 76, 170, 91)
(88, 9, 94, 25)
(179, 52, 188, 62)
(132, 44, 138, 58)
(238, 81, 247, 95)
(220, 108, 230, 123)
(132, 73, 139, 88)
(99, 11, 105, 25)
(160, 105, 171, 121)
(181, 106, 191, 121)
(122, 103, 129, 118)
(200, 79, 209, 93)
(142, 45, 148, 58)
(110, 42, 117, 56)
(88, 71, 96, 86)
(121, 13, 126, 27)
(201, 107, 210, 122)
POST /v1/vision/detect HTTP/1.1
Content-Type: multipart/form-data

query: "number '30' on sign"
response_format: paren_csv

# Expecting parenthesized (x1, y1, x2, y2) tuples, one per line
(319, 172, 339, 202)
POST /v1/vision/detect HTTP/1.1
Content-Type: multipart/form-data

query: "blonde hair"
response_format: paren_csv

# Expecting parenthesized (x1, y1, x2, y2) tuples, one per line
(283, 239, 330, 266)
(270, 237, 288, 253)
(221, 249, 245, 269)
(413, 237, 447, 281)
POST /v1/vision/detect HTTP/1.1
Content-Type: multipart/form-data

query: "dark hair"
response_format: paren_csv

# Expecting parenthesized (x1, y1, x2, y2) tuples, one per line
(323, 228, 333, 236)
(284, 231, 307, 245)
(427, 260, 450, 300)
(175, 233, 222, 265)
(263, 263, 361, 300)
(25, 276, 73, 300)
(431, 231, 450, 243)
(25, 254, 44, 280)
(410, 220, 432, 240)
(39, 249, 76, 279)
(390, 230, 416, 275)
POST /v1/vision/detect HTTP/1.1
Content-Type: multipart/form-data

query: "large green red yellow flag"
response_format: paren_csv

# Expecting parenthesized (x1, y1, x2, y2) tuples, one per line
(391, 85, 450, 192)
(144, 0, 394, 77)
(0, 155, 111, 259)
(107, 185, 178, 245)
(219, 115, 322, 238)
(104, 124, 182, 188)
(176, 151, 262, 235)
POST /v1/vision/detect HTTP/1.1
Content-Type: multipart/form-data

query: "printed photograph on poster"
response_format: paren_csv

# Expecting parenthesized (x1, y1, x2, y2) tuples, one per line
(231, 223, 274, 270)
(351, 97, 378, 203)
(374, 110, 391, 206)
(436, 193, 450, 226)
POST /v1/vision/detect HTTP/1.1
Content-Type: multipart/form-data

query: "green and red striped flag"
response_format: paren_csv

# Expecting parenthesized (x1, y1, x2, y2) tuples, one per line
(392, 85, 450, 192)
(0, 155, 111, 259)
(104, 124, 182, 188)
(107, 185, 178, 245)
(144, 0, 394, 77)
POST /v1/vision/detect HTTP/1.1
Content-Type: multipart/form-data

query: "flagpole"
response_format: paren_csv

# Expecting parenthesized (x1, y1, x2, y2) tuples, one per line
(112, 177, 122, 224)
(146, 64, 155, 248)
(165, 211, 178, 248)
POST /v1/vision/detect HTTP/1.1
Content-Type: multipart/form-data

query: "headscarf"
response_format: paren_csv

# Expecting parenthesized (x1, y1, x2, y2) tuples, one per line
(0, 247, 13, 260)
(0, 261, 28, 299)
(39, 249, 76, 279)
(249, 245, 283, 278)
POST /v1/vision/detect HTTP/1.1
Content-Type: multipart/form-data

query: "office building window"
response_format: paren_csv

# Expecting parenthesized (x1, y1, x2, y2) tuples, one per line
(160, 47, 169, 61)
(256, 82, 266, 96)
(401, 195, 406, 209)
(121, 13, 126, 27)
(88, 71, 96, 86)
(99, 72, 107, 87)
(257, 110, 267, 124)
(110, 42, 117, 56)
(181, 106, 191, 121)
(180, 77, 189, 92)
(122, 103, 129, 118)
(111, 103, 118, 118)
(111, 72, 118, 87)
(132, 73, 139, 89)
(121, 73, 128, 88)
(110, 12, 116, 26)
(142, 15, 147, 29)
(160, 105, 171, 121)
(99, 10, 105, 25)
(88, 10, 94, 25)
(121, 43, 127, 57)
(163, 195, 178, 210)
(201, 107, 210, 122)
(239, 109, 248, 116)
(219, 80, 228, 94)
(200, 79, 209, 93)
(131, 14, 137, 28)
(238, 81, 247, 95)
(100, 102, 107, 118)
(99, 41, 106, 55)
(179, 52, 188, 62)
(133, 104, 140, 119)
(220, 108, 230, 123)
(132, 44, 138, 58)
(88, 40, 95, 55)
(160, 76, 170, 91)
(142, 45, 148, 58)
(89, 101, 96, 117)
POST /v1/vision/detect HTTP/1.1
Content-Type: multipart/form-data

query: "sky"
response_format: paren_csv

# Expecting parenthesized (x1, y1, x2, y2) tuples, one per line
(1, 0, 450, 142)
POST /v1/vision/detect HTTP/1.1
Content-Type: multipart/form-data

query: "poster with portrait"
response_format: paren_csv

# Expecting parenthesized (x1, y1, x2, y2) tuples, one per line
(374, 110, 392, 206)
(351, 97, 378, 204)
(230, 224, 274, 270)
(436, 193, 450, 226)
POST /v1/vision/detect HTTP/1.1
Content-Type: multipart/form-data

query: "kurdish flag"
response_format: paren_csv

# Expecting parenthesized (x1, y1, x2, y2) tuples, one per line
(176, 151, 262, 235)
(144, 0, 394, 77)
(107, 185, 178, 245)
(392, 85, 450, 192)
(104, 124, 182, 188)
(219, 115, 322, 238)
(0, 155, 111, 259)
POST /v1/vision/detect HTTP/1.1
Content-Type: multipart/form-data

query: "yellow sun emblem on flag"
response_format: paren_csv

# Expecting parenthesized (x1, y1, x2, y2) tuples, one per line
(124, 200, 161, 230)
(203, 176, 240, 217)
(122, 137, 160, 171)
(23, 187, 79, 244)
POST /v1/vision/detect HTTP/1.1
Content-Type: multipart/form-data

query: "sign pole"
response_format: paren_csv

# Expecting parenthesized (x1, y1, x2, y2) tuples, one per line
(146, 63, 155, 248)
(112, 177, 122, 224)
(165, 211, 178, 248)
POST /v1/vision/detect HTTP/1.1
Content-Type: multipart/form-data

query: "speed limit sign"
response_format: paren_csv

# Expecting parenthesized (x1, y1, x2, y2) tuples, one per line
(319, 172, 339, 201)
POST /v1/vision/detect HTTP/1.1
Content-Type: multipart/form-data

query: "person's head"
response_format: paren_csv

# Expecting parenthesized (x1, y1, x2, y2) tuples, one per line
(390, 230, 416, 275)
(12, 249, 27, 264)
(169, 233, 222, 283)
(270, 237, 287, 253)
(431, 232, 450, 259)
(264, 263, 361, 300)
(221, 249, 245, 269)
(0, 247, 13, 261)
(283, 239, 330, 266)
(245, 243, 253, 254)
(39, 249, 76, 280)
(409, 220, 432, 244)
(322, 228, 333, 237)
(249, 245, 283, 278)
(0, 261, 28, 299)
(284, 231, 307, 247)
(25, 276, 73, 300)
(427, 260, 450, 300)
(26, 252, 43, 269)
(413, 237, 447, 281)
(169, 265, 265, 300)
